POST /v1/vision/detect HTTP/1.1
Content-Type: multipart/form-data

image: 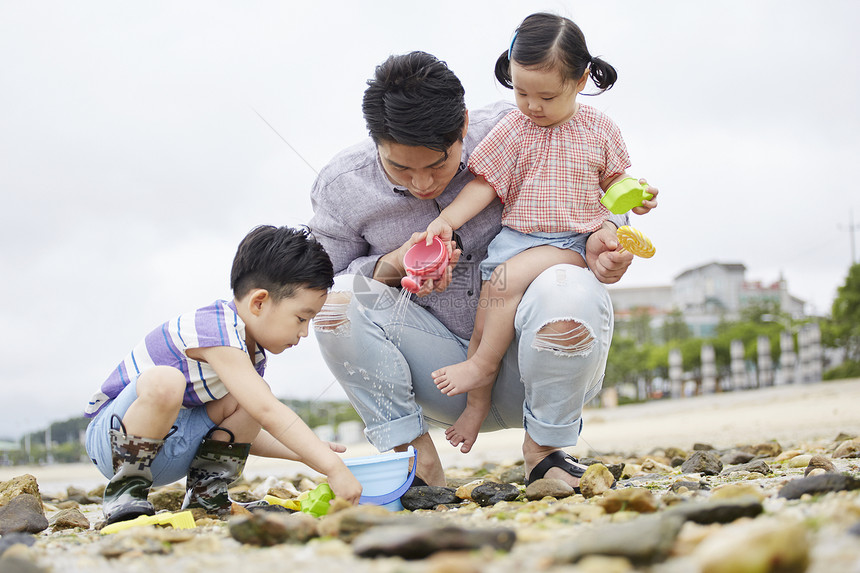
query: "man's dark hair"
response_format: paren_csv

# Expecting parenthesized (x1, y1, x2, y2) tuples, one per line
(230, 225, 333, 300)
(362, 51, 467, 156)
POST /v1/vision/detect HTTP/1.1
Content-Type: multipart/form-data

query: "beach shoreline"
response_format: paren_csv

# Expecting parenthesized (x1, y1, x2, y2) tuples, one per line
(4, 377, 858, 492)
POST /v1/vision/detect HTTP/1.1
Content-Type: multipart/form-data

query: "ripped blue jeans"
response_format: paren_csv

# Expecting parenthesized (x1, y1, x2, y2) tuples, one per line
(313, 264, 613, 451)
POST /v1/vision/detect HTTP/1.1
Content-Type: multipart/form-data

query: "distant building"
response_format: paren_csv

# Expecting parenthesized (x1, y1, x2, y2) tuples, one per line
(609, 261, 807, 337)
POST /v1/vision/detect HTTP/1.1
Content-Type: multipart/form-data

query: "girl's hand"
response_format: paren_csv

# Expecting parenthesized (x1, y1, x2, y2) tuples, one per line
(425, 215, 454, 245)
(326, 441, 347, 453)
(327, 465, 362, 505)
(632, 178, 659, 215)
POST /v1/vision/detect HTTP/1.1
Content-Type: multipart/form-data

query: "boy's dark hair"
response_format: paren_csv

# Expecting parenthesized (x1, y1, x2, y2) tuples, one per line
(230, 225, 333, 300)
(362, 51, 467, 157)
(494, 12, 617, 94)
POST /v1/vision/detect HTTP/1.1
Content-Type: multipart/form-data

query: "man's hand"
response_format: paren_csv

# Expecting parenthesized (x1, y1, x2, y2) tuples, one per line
(416, 235, 461, 296)
(586, 223, 633, 284)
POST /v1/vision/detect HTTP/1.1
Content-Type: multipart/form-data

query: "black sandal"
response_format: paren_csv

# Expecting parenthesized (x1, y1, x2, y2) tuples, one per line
(526, 451, 589, 493)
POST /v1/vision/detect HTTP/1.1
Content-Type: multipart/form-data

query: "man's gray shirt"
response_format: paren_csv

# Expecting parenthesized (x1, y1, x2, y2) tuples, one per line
(309, 101, 626, 339)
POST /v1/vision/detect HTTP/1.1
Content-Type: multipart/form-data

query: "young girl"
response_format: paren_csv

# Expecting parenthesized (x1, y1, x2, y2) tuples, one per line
(425, 13, 658, 453)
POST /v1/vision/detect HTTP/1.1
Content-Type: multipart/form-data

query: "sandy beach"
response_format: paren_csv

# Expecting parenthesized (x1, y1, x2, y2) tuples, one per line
(4, 377, 859, 492)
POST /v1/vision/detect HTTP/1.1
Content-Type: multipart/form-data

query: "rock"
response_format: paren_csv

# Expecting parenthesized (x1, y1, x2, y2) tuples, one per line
(352, 523, 515, 559)
(597, 488, 658, 514)
(524, 478, 574, 501)
(49, 507, 90, 531)
(498, 465, 525, 485)
(0, 532, 36, 556)
(0, 494, 48, 534)
(470, 482, 520, 506)
(0, 556, 47, 573)
(552, 514, 685, 565)
(721, 459, 770, 475)
(604, 463, 625, 482)
(849, 521, 860, 536)
(693, 443, 715, 451)
(317, 505, 402, 542)
(64, 486, 100, 505)
(710, 483, 765, 502)
(228, 510, 318, 546)
(54, 500, 80, 510)
(454, 479, 485, 500)
(833, 438, 860, 458)
(663, 446, 688, 459)
(778, 473, 860, 499)
(786, 454, 814, 468)
(805, 454, 836, 476)
(621, 463, 641, 479)
(0, 476, 41, 508)
(681, 451, 723, 476)
(576, 555, 635, 573)
(693, 517, 809, 573)
(640, 458, 674, 474)
(400, 486, 459, 510)
(87, 484, 106, 499)
(580, 463, 615, 498)
(749, 442, 781, 457)
(670, 480, 709, 493)
(720, 450, 756, 465)
(148, 488, 186, 512)
(665, 496, 763, 524)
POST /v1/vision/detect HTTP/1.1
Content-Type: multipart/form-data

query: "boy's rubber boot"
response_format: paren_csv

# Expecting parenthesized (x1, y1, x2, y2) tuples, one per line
(181, 429, 251, 518)
(103, 429, 164, 525)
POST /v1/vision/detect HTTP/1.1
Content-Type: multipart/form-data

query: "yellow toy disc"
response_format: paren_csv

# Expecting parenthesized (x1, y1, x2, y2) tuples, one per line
(617, 225, 655, 258)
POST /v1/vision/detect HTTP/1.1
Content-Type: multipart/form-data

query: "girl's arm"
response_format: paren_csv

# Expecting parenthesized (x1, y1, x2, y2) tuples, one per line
(191, 345, 362, 503)
(602, 172, 659, 215)
(425, 176, 499, 243)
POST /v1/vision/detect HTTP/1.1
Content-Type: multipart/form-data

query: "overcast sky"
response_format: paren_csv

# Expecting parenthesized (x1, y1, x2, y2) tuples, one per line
(1, 1, 858, 439)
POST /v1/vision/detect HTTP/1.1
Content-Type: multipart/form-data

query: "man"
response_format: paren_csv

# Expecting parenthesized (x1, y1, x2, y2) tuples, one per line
(309, 51, 637, 488)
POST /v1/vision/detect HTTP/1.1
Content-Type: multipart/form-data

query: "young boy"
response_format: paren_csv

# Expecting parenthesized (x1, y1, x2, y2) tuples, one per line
(84, 225, 362, 524)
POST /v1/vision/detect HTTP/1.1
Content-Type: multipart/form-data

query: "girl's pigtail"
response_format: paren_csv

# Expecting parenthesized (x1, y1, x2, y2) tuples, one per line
(494, 50, 514, 89)
(589, 56, 618, 93)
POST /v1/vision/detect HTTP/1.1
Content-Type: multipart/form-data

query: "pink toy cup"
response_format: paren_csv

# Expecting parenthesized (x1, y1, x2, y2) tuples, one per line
(400, 236, 449, 293)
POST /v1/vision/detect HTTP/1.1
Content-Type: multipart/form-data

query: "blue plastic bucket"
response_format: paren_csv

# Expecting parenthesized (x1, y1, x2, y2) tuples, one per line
(343, 446, 417, 511)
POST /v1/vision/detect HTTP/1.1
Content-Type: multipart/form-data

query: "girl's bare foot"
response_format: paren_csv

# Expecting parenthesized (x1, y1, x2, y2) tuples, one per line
(444, 404, 488, 453)
(432, 357, 499, 396)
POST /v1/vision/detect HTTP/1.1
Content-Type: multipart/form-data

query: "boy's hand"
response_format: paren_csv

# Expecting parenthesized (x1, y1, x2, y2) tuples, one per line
(326, 441, 347, 453)
(327, 465, 362, 505)
(632, 178, 659, 215)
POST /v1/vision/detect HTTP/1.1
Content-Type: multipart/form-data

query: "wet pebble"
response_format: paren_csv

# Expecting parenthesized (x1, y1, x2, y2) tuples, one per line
(470, 482, 519, 506)
(49, 507, 89, 531)
(524, 478, 574, 500)
(805, 454, 836, 475)
(229, 510, 318, 545)
(400, 486, 460, 510)
(352, 523, 515, 559)
(778, 473, 860, 499)
(580, 463, 615, 498)
(0, 495, 48, 535)
(681, 451, 723, 476)
(721, 459, 770, 475)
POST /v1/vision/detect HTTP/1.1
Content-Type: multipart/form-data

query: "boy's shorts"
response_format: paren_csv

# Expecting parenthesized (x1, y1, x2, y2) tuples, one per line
(85, 378, 217, 487)
(480, 227, 590, 281)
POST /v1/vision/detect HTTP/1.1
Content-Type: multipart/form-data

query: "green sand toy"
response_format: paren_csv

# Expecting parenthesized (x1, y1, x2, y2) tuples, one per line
(601, 177, 653, 214)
